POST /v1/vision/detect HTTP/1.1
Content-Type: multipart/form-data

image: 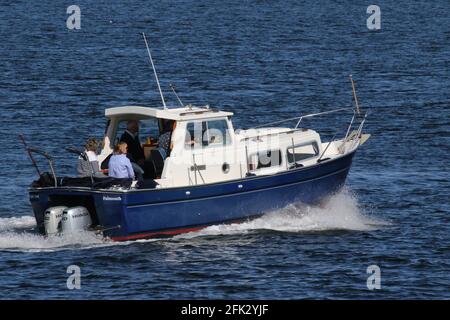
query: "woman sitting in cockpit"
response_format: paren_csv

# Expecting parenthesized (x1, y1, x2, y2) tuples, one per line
(77, 138, 105, 178)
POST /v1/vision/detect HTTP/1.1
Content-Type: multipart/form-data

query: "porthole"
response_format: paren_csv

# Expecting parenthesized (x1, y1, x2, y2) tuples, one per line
(222, 163, 230, 173)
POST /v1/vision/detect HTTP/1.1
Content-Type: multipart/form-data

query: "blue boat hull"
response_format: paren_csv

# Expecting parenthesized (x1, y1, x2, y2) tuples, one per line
(29, 151, 356, 241)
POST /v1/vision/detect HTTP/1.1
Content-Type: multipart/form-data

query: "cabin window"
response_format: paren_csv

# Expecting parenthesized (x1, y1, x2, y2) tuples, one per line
(287, 141, 319, 163)
(140, 118, 160, 142)
(115, 120, 129, 145)
(205, 120, 231, 146)
(249, 150, 283, 170)
(114, 119, 159, 145)
(185, 119, 231, 148)
(185, 122, 203, 149)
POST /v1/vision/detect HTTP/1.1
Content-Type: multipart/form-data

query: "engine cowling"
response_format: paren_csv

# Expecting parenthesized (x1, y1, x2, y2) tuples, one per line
(44, 206, 68, 235)
(61, 206, 92, 234)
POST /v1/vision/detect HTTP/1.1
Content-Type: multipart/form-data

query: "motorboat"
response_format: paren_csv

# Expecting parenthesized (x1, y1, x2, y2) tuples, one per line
(24, 36, 370, 241)
(25, 100, 369, 241)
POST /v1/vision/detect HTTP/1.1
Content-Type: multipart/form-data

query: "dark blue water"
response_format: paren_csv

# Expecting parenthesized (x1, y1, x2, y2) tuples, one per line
(0, 0, 449, 299)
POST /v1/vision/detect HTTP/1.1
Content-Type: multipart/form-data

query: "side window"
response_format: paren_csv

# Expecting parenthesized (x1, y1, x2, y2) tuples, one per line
(204, 119, 231, 146)
(140, 118, 160, 142)
(115, 120, 129, 145)
(115, 119, 158, 145)
(287, 142, 319, 163)
(249, 150, 282, 170)
(185, 119, 231, 148)
(185, 121, 205, 149)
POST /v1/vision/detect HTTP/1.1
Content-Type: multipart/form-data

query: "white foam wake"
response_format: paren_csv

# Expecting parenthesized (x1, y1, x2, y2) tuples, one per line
(0, 215, 114, 252)
(0, 190, 386, 251)
(176, 189, 387, 239)
(0, 230, 113, 252)
(0, 215, 36, 232)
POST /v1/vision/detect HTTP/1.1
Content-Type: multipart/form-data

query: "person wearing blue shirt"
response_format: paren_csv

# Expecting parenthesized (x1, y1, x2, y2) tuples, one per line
(108, 142, 135, 179)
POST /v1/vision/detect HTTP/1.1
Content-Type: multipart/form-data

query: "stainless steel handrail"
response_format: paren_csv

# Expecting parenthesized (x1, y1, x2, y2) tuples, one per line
(27, 147, 58, 187)
(294, 107, 355, 129)
(251, 107, 354, 129)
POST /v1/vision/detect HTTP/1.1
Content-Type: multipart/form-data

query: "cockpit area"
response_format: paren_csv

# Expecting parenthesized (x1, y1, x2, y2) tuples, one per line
(97, 105, 236, 188)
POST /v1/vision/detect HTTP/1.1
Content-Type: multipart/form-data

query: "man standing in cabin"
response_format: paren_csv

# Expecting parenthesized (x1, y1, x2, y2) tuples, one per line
(120, 120, 145, 168)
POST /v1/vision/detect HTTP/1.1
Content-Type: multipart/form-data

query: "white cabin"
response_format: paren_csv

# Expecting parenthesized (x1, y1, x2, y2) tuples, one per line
(99, 105, 329, 189)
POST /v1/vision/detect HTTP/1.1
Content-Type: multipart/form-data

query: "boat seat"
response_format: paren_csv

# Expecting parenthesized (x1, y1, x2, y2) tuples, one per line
(137, 179, 158, 189)
(147, 149, 165, 179)
(100, 153, 112, 170)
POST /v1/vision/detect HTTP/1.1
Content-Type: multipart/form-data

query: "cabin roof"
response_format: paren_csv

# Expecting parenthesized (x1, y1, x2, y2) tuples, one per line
(105, 105, 233, 121)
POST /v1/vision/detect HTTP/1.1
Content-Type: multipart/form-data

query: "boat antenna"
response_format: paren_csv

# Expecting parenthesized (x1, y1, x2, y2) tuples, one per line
(169, 83, 185, 107)
(142, 32, 167, 109)
(349, 74, 360, 115)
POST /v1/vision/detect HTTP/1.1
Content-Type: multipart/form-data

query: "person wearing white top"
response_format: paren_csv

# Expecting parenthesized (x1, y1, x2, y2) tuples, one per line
(77, 138, 106, 177)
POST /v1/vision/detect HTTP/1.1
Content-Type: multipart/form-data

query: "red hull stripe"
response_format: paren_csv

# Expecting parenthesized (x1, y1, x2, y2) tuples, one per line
(109, 216, 260, 242)
(111, 225, 205, 241)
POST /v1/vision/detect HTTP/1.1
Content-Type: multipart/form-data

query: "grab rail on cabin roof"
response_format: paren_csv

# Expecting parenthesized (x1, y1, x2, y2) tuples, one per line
(251, 107, 355, 129)
(242, 108, 368, 149)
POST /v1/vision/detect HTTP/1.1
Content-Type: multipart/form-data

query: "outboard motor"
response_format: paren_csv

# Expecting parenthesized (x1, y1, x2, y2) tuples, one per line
(44, 206, 68, 235)
(61, 206, 92, 234)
